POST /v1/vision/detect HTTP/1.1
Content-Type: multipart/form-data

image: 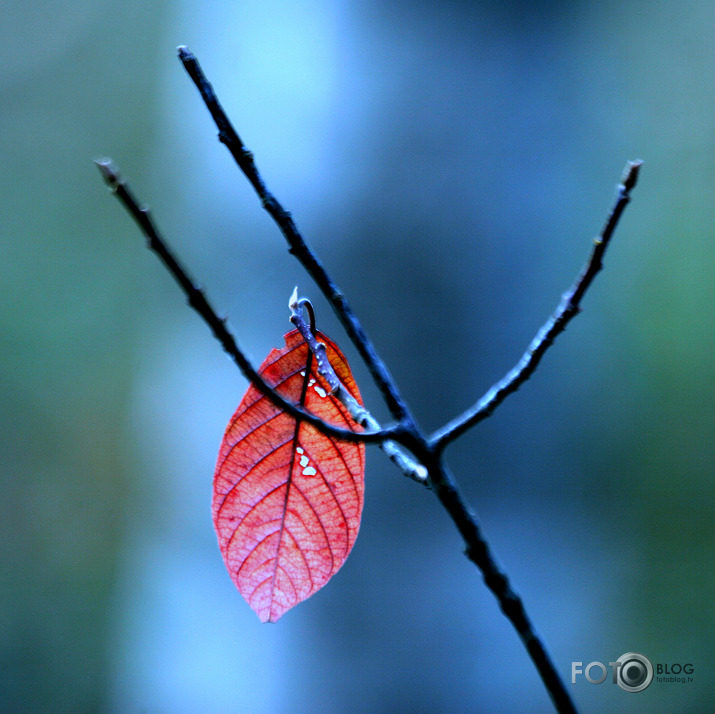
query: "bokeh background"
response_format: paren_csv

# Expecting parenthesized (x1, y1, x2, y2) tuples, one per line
(1, 1, 713, 712)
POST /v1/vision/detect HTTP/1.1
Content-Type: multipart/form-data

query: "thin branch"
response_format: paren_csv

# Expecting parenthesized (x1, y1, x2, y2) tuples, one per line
(427, 459, 577, 714)
(289, 289, 428, 484)
(95, 158, 396, 446)
(176, 45, 419, 436)
(430, 160, 642, 452)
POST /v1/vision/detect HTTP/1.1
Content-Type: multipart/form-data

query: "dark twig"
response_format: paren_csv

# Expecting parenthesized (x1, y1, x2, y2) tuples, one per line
(427, 459, 577, 714)
(95, 158, 395, 446)
(177, 45, 419, 437)
(430, 160, 642, 452)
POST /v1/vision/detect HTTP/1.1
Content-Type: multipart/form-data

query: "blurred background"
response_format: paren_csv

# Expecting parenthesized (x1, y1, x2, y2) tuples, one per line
(1, 1, 713, 712)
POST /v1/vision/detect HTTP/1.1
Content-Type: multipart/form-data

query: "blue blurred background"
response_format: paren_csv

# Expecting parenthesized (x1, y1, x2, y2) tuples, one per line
(1, 1, 713, 712)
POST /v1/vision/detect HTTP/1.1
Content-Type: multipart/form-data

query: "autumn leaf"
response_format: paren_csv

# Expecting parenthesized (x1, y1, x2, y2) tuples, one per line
(213, 328, 365, 622)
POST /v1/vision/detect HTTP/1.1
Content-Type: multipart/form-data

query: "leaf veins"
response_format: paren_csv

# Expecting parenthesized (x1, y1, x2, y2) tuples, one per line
(213, 329, 365, 622)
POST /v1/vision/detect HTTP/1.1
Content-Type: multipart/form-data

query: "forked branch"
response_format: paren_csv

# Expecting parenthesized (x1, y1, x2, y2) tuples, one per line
(98, 45, 643, 714)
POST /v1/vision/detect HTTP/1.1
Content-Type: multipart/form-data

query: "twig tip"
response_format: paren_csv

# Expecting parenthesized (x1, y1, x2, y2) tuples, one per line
(289, 286, 299, 311)
(94, 157, 121, 189)
(176, 45, 192, 61)
(622, 159, 644, 191)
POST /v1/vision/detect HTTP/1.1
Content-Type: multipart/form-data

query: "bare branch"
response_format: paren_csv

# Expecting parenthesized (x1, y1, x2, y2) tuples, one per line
(176, 45, 419, 435)
(289, 290, 429, 484)
(430, 160, 643, 452)
(95, 159, 394, 446)
(427, 459, 577, 714)
(95, 48, 647, 713)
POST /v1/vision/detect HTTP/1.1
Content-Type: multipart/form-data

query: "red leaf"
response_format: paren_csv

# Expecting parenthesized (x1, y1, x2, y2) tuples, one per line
(213, 329, 365, 622)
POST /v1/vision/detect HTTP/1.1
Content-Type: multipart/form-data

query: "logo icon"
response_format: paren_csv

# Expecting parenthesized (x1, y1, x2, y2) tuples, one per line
(614, 652, 653, 692)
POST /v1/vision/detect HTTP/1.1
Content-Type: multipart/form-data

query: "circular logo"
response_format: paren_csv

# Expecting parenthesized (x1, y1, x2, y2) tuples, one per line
(615, 652, 653, 692)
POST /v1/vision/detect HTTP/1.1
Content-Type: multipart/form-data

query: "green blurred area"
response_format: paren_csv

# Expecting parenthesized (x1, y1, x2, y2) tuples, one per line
(1, 2, 713, 712)
(0, 3, 167, 710)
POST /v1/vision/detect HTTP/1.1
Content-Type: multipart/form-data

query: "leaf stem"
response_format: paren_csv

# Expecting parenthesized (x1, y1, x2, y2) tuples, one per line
(290, 291, 428, 484)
